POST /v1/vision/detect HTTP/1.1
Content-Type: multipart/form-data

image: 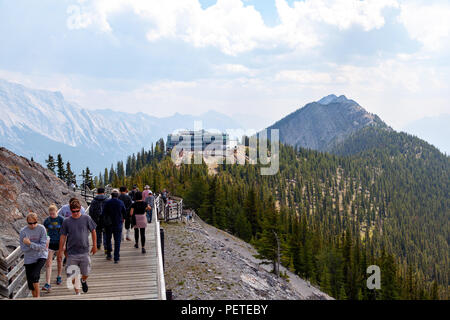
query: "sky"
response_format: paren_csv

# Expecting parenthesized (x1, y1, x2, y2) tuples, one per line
(0, 0, 449, 131)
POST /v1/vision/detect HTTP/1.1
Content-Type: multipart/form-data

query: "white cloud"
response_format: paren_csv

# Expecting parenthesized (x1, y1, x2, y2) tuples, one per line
(275, 0, 398, 32)
(66, 0, 399, 55)
(274, 58, 446, 95)
(275, 70, 333, 84)
(214, 64, 255, 76)
(4, 45, 447, 129)
(398, 0, 450, 51)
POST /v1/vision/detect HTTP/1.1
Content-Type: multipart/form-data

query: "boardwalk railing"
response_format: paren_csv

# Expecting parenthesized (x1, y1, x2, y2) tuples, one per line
(76, 187, 95, 205)
(165, 197, 183, 222)
(149, 194, 167, 299)
(154, 195, 183, 222)
(154, 195, 165, 221)
(155, 218, 166, 300)
(76, 186, 113, 205)
(0, 247, 28, 299)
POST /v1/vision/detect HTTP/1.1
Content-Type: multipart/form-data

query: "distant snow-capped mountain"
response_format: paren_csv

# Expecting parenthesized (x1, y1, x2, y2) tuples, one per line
(0, 79, 243, 175)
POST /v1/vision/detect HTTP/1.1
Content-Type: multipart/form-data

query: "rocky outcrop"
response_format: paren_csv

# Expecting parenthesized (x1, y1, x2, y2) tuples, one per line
(266, 94, 388, 151)
(0, 147, 86, 258)
(163, 212, 332, 300)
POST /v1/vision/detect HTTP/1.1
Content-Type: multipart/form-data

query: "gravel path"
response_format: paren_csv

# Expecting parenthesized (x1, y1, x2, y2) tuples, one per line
(162, 212, 332, 300)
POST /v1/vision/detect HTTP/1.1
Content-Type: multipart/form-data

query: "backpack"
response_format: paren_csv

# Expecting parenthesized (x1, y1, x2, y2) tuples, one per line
(89, 197, 106, 225)
(101, 210, 113, 228)
(129, 190, 137, 202)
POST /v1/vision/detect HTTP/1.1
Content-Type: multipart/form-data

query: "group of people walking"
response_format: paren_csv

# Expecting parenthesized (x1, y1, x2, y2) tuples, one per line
(19, 185, 168, 298)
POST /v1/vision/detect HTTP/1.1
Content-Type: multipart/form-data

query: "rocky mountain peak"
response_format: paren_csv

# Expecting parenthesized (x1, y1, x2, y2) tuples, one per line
(317, 94, 338, 105)
(267, 95, 387, 151)
(317, 94, 356, 105)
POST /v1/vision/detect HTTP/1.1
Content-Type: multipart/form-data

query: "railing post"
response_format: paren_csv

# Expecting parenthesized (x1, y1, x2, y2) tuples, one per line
(155, 219, 166, 300)
(160, 227, 165, 269)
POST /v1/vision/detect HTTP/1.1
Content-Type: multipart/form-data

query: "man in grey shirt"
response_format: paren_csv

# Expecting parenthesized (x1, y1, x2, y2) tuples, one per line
(58, 199, 97, 295)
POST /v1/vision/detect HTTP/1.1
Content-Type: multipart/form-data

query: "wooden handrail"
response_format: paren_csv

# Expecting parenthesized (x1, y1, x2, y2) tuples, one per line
(6, 260, 24, 282)
(164, 197, 183, 222)
(0, 247, 23, 268)
(155, 219, 166, 300)
(0, 246, 25, 299)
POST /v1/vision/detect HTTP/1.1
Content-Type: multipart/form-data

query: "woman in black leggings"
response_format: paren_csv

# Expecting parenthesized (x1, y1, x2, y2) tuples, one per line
(20, 212, 49, 298)
(130, 192, 150, 253)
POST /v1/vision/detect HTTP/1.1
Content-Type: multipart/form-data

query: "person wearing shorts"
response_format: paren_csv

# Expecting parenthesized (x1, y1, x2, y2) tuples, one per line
(42, 204, 64, 292)
(57, 198, 87, 266)
(20, 212, 49, 298)
(58, 199, 97, 295)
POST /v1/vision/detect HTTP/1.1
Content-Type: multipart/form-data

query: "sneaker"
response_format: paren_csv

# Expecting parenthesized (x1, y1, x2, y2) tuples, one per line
(75, 292, 81, 296)
(106, 254, 112, 261)
(42, 283, 51, 292)
(81, 279, 88, 293)
(134, 243, 139, 249)
(56, 276, 62, 285)
(114, 260, 119, 264)
(141, 248, 146, 254)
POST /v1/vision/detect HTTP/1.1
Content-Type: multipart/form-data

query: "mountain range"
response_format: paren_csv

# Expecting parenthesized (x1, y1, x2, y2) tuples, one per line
(0, 79, 243, 175)
(1, 79, 447, 177)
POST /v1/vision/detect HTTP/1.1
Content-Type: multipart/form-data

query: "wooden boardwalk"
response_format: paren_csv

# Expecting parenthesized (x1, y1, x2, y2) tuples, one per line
(22, 219, 164, 300)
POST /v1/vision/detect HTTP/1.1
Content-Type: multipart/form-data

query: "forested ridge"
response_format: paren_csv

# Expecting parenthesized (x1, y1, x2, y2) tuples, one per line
(94, 128, 449, 300)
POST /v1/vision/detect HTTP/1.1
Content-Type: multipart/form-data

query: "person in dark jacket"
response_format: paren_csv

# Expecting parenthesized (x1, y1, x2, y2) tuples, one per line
(161, 189, 168, 204)
(118, 186, 133, 241)
(128, 185, 138, 202)
(103, 189, 127, 263)
(88, 188, 109, 250)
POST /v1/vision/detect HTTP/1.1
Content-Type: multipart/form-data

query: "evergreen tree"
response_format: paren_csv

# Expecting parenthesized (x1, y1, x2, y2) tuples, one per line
(84, 167, 93, 189)
(254, 203, 282, 276)
(185, 174, 207, 212)
(244, 187, 260, 237)
(65, 161, 76, 185)
(380, 252, 398, 300)
(430, 280, 439, 300)
(234, 211, 252, 242)
(45, 154, 56, 173)
(103, 168, 109, 186)
(56, 154, 65, 180)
